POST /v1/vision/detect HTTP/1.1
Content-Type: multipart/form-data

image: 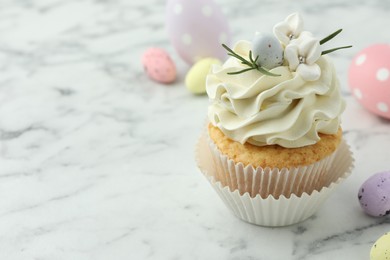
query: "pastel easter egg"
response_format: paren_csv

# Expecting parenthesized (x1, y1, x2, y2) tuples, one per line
(348, 44, 390, 119)
(166, 0, 231, 65)
(185, 58, 221, 94)
(252, 32, 284, 70)
(370, 232, 390, 260)
(358, 171, 390, 217)
(142, 48, 176, 84)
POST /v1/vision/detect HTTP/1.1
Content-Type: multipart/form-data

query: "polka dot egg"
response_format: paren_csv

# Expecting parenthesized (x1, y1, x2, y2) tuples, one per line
(166, 0, 231, 65)
(370, 232, 390, 260)
(348, 44, 390, 119)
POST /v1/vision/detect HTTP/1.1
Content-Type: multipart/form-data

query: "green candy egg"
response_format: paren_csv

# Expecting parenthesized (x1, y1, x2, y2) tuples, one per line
(185, 58, 221, 95)
(371, 232, 390, 260)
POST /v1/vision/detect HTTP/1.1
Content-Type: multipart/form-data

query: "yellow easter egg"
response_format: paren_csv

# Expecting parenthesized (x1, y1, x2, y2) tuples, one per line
(185, 58, 221, 95)
(371, 232, 390, 260)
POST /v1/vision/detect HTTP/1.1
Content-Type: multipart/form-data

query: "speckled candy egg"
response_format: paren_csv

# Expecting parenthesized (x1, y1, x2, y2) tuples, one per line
(252, 32, 284, 70)
(348, 44, 390, 119)
(166, 0, 231, 65)
(358, 171, 390, 217)
(142, 48, 176, 84)
(185, 57, 221, 94)
(370, 232, 390, 260)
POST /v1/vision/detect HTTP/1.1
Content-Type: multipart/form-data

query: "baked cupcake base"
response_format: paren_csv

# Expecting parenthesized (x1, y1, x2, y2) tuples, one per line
(196, 131, 354, 227)
(208, 123, 342, 169)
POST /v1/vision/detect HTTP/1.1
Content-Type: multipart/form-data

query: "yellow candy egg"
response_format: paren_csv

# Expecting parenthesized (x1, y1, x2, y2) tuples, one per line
(371, 232, 390, 260)
(185, 58, 221, 94)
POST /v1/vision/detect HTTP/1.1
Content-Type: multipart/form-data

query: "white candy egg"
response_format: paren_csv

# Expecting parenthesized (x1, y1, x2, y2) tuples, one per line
(166, 0, 231, 65)
(252, 32, 284, 70)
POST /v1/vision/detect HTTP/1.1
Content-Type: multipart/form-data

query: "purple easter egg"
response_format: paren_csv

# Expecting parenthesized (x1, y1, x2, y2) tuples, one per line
(166, 0, 231, 65)
(358, 171, 390, 217)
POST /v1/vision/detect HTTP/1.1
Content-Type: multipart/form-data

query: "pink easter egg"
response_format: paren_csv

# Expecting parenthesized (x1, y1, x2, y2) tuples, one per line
(166, 0, 231, 65)
(348, 44, 390, 119)
(141, 48, 176, 84)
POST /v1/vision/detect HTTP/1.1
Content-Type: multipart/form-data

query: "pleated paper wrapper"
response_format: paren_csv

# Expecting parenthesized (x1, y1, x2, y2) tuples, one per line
(195, 133, 354, 227)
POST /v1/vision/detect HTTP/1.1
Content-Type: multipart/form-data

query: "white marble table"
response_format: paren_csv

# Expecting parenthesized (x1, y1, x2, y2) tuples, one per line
(0, 0, 389, 259)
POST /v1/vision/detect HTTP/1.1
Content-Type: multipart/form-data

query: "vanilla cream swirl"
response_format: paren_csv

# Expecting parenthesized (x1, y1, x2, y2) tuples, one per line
(207, 40, 345, 148)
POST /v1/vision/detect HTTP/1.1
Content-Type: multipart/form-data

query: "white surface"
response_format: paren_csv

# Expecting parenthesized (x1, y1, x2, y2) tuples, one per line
(0, 0, 389, 259)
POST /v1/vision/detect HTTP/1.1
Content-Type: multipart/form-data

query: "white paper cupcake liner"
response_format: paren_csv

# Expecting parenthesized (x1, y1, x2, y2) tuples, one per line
(195, 132, 354, 227)
(207, 133, 347, 199)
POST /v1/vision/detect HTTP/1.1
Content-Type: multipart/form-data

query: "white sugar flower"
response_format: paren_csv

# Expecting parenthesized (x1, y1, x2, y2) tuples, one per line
(285, 31, 322, 81)
(273, 13, 304, 46)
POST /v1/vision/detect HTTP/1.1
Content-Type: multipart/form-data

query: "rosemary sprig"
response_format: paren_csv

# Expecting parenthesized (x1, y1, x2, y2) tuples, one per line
(222, 44, 281, 77)
(320, 29, 342, 45)
(322, 45, 353, 55)
(320, 28, 352, 55)
(221, 28, 352, 76)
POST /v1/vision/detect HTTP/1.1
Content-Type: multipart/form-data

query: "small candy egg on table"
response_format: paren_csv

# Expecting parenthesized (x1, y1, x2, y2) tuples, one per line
(185, 58, 221, 94)
(370, 232, 390, 260)
(358, 171, 390, 217)
(141, 48, 176, 84)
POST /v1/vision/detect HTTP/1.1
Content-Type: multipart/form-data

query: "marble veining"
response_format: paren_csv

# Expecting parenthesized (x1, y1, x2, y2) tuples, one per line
(0, 0, 389, 259)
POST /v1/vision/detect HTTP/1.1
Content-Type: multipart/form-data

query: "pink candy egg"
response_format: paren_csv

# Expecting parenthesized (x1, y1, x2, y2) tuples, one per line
(348, 44, 390, 119)
(166, 0, 231, 65)
(141, 48, 176, 84)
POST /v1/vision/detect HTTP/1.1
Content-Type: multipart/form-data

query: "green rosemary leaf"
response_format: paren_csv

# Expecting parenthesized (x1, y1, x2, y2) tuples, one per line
(223, 44, 255, 67)
(221, 43, 235, 54)
(227, 52, 243, 60)
(320, 29, 342, 45)
(256, 66, 281, 77)
(227, 68, 255, 75)
(227, 53, 240, 59)
(241, 60, 253, 67)
(222, 43, 280, 77)
(249, 51, 255, 64)
(322, 45, 352, 55)
(223, 44, 246, 62)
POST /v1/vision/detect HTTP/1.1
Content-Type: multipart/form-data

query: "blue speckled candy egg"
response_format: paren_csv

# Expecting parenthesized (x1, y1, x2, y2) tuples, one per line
(252, 32, 284, 70)
(358, 171, 390, 217)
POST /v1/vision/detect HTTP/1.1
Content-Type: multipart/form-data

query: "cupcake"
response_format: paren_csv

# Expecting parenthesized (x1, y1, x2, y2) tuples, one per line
(196, 13, 354, 226)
